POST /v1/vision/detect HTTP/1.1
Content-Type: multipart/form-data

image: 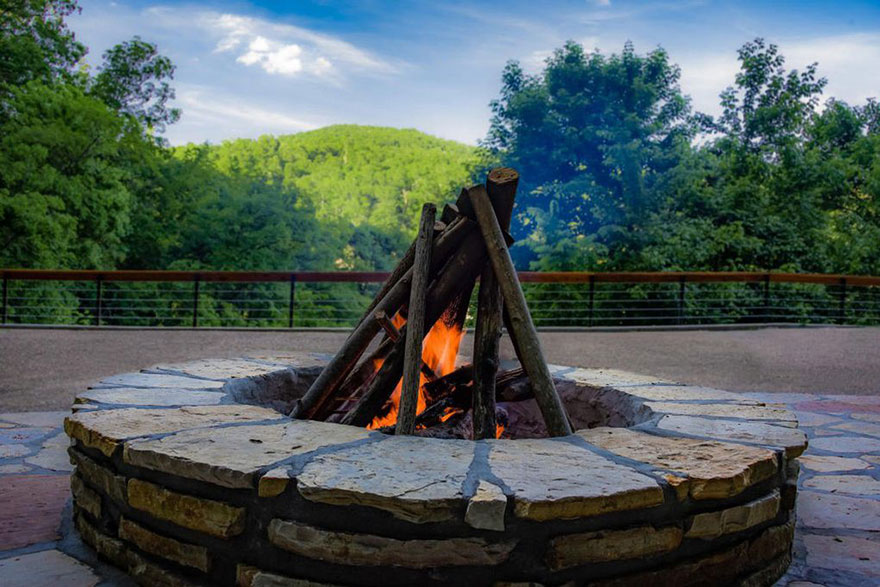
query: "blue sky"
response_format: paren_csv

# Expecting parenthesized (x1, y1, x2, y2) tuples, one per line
(70, 0, 880, 146)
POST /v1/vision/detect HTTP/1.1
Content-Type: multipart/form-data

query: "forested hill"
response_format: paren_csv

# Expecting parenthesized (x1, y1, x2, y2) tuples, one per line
(191, 125, 481, 235)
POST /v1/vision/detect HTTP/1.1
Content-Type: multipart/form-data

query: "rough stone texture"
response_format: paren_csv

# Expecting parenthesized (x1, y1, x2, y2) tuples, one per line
(605, 385, 747, 402)
(803, 533, 880, 578)
(656, 414, 807, 457)
(645, 402, 797, 423)
(65, 404, 281, 457)
(798, 454, 870, 472)
(465, 480, 507, 531)
(150, 358, 287, 380)
(70, 473, 101, 519)
(237, 564, 339, 587)
(96, 372, 226, 389)
(563, 368, 675, 388)
(127, 478, 245, 539)
(0, 474, 69, 550)
(809, 435, 880, 454)
(578, 427, 777, 500)
(25, 431, 73, 472)
(798, 491, 880, 530)
(686, 491, 780, 539)
(0, 549, 100, 587)
(124, 420, 370, 489)
(487, 439, 664, 521)
(69, 448, 127, 503)
(268, 519, 516, 568)
(75, 512, 131, 569)
(804, 474, 880, 495)
(259, 466, 291, 498)
(119, 517, 210, 572)
(831, 420, 880, 438)
(297, 436, 473, 524)
(76, 388, 226, 407)
(546, 525, 683, 570)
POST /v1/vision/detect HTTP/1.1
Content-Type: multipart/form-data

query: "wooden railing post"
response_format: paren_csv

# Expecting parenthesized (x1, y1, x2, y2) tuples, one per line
(677, 276, 686, 325)
(588, 275, 595, 327)
(1, 273, 7, 325)
(288, 274, 297, 328)
(192, 276, 200, 328)
(95, 276, 103, 326)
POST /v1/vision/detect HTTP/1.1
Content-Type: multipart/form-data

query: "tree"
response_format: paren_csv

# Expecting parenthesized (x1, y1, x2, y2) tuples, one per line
(485, 41, 694, 268)
(90, 36, 180, 134)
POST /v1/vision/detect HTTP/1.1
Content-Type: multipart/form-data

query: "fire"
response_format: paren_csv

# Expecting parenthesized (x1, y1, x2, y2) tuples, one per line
(367, 315, 465, 430)
(495, 423, 505, 439)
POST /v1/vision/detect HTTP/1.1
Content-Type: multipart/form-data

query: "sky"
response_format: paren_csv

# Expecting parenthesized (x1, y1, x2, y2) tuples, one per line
(69, 0, 880, 146)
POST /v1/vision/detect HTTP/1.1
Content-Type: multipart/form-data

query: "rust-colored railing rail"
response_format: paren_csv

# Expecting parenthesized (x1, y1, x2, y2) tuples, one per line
(2, 269, 879, 328)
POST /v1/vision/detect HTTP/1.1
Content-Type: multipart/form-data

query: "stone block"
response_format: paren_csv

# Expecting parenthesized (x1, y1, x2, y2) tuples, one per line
(236, 564, 340, 587)
(127, 478, 245, 539)
(578, 428, 777, 500)
(487, 438, 664, 521)
(297, 436, 473, 524)
(119, 517, 210, 572)
(65, 404, 281, 457)
(656, 415, 807, 458)
(645, 402, 797, 424)
(76, 388, 226, 407)
(685, 491, 780, 539)
(125, 419, 370, 489)
(546, 525, 683, 570)
(268, 519, 516, 568)
(465, 480, 507, 531)
(71, 473, 102, 519)
(96, 372, 226, 389)
(69, 448, 127, 503)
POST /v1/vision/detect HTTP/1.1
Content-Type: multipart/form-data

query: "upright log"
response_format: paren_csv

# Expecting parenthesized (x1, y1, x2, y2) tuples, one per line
(291, 217, 474, 419)
(468, 183, 572, 437)
(473, 264, 502, 439)
(396, 204, 435, 435)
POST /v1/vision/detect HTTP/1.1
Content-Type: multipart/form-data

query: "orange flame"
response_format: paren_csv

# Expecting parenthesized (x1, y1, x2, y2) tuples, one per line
(367, 316, 465, 430)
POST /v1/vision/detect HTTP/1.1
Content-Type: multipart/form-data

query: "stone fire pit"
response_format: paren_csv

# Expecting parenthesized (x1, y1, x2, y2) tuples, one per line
(64, 353, 805, 586)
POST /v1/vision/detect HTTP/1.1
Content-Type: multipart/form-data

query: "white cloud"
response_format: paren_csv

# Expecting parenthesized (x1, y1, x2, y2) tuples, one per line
(594, 0, 612, 6)
(202, 11, 398, 80)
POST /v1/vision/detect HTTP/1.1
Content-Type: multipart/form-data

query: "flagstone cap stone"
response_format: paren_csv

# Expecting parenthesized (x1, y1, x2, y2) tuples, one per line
(66, 354, 800, 586)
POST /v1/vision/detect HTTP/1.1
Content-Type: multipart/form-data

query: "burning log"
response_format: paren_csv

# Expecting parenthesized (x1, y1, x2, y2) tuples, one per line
(290, 216, 474, 420)
(468, 183, 573, 437)
(397, 203, 436, 436)
(373, 311, 437, 383)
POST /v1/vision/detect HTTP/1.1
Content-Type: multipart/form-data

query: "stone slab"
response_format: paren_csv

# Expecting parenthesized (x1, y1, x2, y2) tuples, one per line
(798, 491, 880, 530)
(809, 435, 880, 454)
(124, 420, 370, 489)
(465, 480, 507, 531)
(119, 517, 210, 572)
(128, 478, 245, 539)
(803, 474, 880, 495)
(0, 474, 70, 550)
(297, 436, 474, 524)
(65, 404, 281, 457)
(686, 491, 780, 539)
(798, 454, 870, 472)
(831, 420, 880, 438)
(0, 426, 55, 444)
(268, 519, 515, 568)
(25, 431, 73, 472)
(150, 358, 285, 380)
(851, 412, 880, 423)
(656, 415, 807, 457)
(0, 464, 31, 474)
(546, 525, 683, 569)
(69, 449, 127, 503)
(95, 372, 226, 389)
(0, 411, 68, 428)
(646, 402, 797, 423)
(578, 427, 777, 500)
(0, 549, 100, 587)
(562, 368, 676, 388)
(605, 385, 748, 402)
(804, 533, 880, 577)
(0, 444, 32, 458)
(244, 352, 329, 368)
(794, 412, 842, 427)
(76, 387, 226, 407)
(488, 439, 663, 521)
(71, 473, 102, 519)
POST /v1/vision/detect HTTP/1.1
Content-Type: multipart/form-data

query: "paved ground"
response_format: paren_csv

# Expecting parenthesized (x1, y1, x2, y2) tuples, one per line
(2, 326, 879, 412)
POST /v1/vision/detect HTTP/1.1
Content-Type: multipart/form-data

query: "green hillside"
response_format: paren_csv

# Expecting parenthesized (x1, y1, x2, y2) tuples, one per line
(194, 125, 483, 235)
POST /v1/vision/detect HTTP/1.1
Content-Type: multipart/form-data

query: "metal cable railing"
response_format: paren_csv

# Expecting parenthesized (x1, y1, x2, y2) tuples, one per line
(2, 270, 879, 328)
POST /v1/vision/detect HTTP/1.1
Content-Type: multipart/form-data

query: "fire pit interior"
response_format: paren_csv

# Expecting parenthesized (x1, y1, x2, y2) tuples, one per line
(64, 169, 806, 586)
